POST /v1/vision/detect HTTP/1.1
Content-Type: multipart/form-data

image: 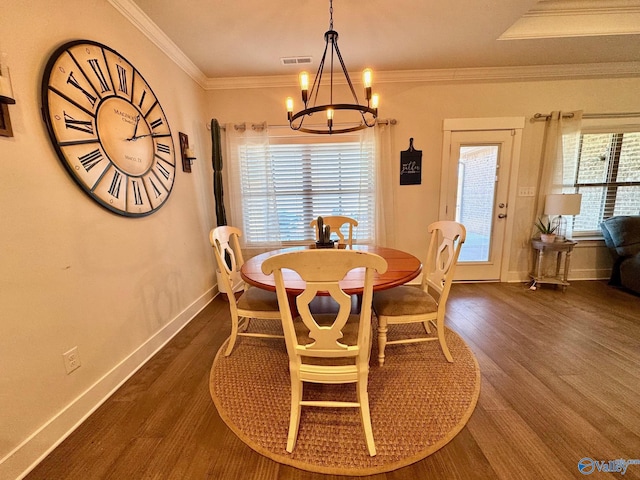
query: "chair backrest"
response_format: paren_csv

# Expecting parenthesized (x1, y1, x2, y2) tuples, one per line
(209, 226, 245, 300)
(262, 250, 387, 365)
(310, 216, 359, 246)
(423, 221, 466, 304)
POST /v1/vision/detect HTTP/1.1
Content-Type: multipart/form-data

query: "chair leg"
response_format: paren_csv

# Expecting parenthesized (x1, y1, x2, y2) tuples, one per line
(436, 317, 453, 363)
(239, 316, 250, 333)
(422, 319, 432, 334)
(287, 373, 303, 453)
(225, 315, 240, 356)
(377, 317, 388, 367)
(356, 293, 363, 311)
(357, 370, 376, 456)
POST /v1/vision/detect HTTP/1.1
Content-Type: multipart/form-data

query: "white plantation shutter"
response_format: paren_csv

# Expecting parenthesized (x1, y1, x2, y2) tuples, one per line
(228, 127, 376, 247)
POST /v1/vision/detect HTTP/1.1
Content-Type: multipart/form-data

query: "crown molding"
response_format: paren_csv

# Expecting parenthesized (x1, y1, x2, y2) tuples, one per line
(204, 62, 640, 90)
(108, 0, 208, 88)
(110, 0, 640, 92)
(526, 0, 640, 15)
(500, 0, 640, 39)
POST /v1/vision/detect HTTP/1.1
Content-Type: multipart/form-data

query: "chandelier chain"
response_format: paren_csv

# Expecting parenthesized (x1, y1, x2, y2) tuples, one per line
(329, 0, 333, 30)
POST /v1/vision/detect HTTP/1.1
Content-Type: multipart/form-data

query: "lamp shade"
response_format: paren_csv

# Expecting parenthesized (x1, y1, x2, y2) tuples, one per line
(544, 193, 582, 216)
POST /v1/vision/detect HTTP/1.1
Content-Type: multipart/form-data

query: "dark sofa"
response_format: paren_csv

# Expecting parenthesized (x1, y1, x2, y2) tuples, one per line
(600, 215, 640, 295)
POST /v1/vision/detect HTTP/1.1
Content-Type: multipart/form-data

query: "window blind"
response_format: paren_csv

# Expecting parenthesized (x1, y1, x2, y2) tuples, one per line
(572, 131, 640, 234)
(236, 132, 376, 245)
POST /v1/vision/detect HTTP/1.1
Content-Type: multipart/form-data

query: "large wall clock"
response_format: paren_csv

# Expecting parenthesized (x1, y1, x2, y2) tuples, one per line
(41, 40, 176, 217)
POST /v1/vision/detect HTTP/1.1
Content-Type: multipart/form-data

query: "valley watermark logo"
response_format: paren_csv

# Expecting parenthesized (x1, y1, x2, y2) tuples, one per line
(578, 457, 640, 475)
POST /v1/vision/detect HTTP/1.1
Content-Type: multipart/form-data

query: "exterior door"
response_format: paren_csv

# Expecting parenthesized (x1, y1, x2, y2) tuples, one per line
(441, 119, 523, 281)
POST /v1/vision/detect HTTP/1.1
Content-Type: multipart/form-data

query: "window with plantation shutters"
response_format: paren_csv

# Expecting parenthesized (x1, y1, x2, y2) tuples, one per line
(572, 130, 640, 234)
(234, 130, 375, 245)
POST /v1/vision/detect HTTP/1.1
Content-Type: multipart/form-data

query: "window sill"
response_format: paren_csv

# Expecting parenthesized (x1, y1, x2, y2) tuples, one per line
(572, 236, 606, 247)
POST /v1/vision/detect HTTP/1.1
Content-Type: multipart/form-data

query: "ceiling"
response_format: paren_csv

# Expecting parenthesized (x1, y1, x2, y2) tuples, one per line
(125, 0, 640, 81)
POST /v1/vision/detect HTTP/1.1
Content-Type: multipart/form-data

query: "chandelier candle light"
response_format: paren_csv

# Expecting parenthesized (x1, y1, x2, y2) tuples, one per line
(286, 0, 379, 134)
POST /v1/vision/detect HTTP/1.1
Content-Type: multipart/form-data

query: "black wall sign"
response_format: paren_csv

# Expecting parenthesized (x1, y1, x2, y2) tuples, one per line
(400, 138, 422, 185)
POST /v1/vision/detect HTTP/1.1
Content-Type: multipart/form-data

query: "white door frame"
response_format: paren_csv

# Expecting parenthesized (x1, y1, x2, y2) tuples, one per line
(440, 117, 525, 282)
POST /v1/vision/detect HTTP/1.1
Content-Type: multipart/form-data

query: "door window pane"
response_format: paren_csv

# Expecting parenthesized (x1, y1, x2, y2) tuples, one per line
(456, 145, 498, 262)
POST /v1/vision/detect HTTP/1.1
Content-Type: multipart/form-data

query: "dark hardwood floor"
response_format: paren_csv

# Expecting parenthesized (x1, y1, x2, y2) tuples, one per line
(25, 281, 640, 480)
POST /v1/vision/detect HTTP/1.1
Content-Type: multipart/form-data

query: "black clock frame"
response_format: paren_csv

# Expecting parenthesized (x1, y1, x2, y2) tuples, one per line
(41, 39, 176, 217)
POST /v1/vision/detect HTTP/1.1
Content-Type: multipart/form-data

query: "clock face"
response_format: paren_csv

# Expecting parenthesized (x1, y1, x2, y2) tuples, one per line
(41, 40, 176, 217)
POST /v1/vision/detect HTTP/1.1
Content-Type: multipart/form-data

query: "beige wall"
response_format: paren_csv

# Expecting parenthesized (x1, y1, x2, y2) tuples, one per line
(1, 2, 216, 478)
(2, 1, 638, 478)
(209, 78, 640, 280)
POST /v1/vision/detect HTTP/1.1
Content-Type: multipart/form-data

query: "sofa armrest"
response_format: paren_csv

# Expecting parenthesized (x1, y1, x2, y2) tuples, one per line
(600, 220, 618, 259)
(600, 215, 640, 257)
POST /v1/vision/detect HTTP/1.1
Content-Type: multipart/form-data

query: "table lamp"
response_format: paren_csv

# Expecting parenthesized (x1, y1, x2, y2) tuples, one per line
(544, 193, 582, 241)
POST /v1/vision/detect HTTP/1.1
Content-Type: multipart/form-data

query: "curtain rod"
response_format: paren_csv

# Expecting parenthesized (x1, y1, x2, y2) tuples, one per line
(208, 119, 397, 131)
(533, 112, 640, 121)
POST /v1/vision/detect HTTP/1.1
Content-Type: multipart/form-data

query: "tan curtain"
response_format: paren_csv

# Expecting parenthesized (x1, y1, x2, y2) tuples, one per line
(371, 121, 396, 247)
(224, 122, 275, 247)
(537, 110, 583, 218)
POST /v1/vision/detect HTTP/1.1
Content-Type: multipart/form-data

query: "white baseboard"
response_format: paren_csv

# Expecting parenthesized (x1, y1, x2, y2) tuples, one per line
(505, 269, 610, 283)
(1, 287, 216, 480)
(567, 268, 612, 281)
(416, 270, 609, 285)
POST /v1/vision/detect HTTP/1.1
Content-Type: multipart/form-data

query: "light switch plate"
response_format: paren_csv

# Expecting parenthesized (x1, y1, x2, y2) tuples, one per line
(518, 187, 535, 197)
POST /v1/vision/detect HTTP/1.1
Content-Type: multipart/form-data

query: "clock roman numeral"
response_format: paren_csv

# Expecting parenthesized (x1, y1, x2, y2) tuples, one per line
(116, 64, 128, 95)
(138, 90, 147, 109)
(63, 112, 94, 134)
(132, 180, 143, 205)
(87, 58, 111, 93)
(108, 170, 123, 198)
(78, 149, 104, 172)
(155, 162, 171, 181)
(157, 143, 170, 154)
(149, 177, 162, 198)
(66, 72, 97, 107)
(150, 118, 163, 130)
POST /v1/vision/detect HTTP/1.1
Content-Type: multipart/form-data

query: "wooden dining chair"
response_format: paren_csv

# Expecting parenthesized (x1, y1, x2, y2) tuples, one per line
(261, 249, 387, 456)
(310, 215, 358, 247)
(210, 226, 283, 356)
(372, 221, 466, 365)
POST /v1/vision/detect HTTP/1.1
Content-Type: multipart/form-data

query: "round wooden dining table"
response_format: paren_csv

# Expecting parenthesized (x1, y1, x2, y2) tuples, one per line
(240, 245, 422, 296)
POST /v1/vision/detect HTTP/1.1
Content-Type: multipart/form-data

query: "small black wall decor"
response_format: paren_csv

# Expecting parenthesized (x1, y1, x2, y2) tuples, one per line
(0, 104, 13, 137)
(400, 138, 422, 185)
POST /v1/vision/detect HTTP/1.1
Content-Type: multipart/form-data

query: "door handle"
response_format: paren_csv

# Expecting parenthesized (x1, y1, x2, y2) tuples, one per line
(498, 213, 507, 219)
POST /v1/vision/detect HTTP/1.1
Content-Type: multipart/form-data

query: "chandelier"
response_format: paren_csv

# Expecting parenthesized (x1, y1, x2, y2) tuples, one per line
(286, 0, 379, 135)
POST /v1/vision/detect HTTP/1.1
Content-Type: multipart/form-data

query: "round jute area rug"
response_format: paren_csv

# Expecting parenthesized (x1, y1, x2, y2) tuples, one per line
(209, 319, 480, 476)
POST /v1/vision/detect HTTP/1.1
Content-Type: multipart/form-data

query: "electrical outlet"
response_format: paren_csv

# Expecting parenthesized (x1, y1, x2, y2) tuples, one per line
(63, 346, 81, 374)
(518, 186, 535, 197)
